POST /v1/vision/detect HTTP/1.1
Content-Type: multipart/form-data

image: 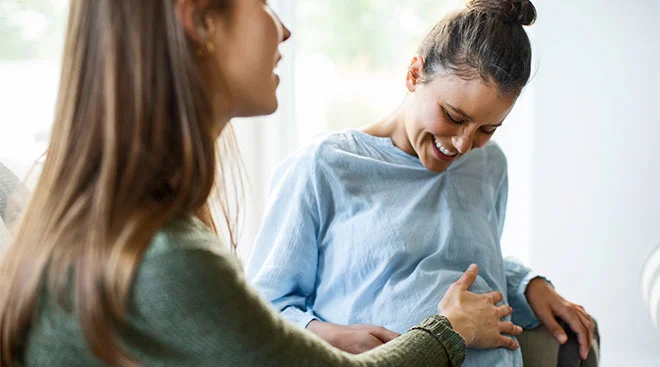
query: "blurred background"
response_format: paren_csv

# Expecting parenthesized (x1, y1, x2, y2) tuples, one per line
(1, 0, 659, 365)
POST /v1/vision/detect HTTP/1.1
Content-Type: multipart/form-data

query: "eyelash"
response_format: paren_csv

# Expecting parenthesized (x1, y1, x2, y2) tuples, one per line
(445, 109, 497, 135)
(445, 110, 464, 125)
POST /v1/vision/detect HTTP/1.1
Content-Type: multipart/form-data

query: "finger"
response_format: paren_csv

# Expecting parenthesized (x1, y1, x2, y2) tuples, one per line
(498, 335, 520, 350)
(576, 307, 596, 336)
(452, 264, 479, 291)
(355, 335, 385, 354)
(484, 291, 504, 304)
(369, 326, 401, 343)
(575, 309, 593, 337)
(575, 311, 595, 358)
(537, 309, 568, 344)
(496, 304, 513, 319)
(499, 321, 523, 336)
(556, 308, 589, 359)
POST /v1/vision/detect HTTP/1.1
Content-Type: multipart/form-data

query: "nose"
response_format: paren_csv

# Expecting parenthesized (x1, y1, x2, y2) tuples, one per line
(451, 132, 474, 155)
(281, 23, 291, 42)
(272, 11, 291, 43)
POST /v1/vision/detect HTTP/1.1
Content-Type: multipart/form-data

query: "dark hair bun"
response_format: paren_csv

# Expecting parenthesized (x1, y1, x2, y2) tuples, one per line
(467, 0, 537, 26)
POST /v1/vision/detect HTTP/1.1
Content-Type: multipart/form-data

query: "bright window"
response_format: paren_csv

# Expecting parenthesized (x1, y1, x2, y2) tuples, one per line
(0, 0, 68, 180)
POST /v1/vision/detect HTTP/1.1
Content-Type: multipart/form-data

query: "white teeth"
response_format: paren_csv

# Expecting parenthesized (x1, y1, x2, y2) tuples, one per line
(434, 138, 457, 156)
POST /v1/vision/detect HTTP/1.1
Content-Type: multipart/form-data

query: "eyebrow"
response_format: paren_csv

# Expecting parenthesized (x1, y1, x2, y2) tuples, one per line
(445, 103, 504, 127)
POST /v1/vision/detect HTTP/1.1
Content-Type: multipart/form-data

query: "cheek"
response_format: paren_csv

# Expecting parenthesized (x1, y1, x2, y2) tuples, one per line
(409, 102, 455, 136)
(416, 112, 456, 137)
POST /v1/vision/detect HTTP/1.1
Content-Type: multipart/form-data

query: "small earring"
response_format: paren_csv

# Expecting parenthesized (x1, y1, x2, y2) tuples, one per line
(197, 40, 216, 57)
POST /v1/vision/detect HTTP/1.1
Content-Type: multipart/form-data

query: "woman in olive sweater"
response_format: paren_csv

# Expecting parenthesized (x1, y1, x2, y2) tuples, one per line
(0, 0, 523, 365)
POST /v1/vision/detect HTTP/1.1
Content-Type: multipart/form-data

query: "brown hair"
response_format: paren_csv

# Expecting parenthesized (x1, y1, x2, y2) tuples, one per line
(417, 0, 537, 96)
(0, 0, 241, 365)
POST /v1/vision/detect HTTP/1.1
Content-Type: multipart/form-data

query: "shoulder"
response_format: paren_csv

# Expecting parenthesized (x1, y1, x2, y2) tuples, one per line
(271, 130, 363, 185)
(280, 130, 360, 168)
(450, 141, 508, 188)
(480, 141, 508, 188)
(134, 221, 243, 312)
(125, 223, 254, 360)
(144, 218, 224, 258)
(481, 140, 508, 169)
(459, 141, 507, 172)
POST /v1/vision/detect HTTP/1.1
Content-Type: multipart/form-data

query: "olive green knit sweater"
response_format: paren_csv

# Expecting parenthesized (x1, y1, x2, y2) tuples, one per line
(22, 219, 466, 366)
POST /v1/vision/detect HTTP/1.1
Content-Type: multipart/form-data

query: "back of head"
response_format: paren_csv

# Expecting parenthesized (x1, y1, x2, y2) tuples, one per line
(0, 1, 239, 366)
(417, 0, 537, 96)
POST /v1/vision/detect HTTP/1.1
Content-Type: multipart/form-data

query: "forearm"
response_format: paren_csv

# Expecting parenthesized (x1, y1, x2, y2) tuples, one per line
(138, 248, 466, 367)
(232, 273, 466, 366)
(356, 316, 465, 367)
(266, 315, 465, 367)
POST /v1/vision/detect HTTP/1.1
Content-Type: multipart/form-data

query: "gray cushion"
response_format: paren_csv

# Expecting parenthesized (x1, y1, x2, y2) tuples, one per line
(0, 163, 29, 247)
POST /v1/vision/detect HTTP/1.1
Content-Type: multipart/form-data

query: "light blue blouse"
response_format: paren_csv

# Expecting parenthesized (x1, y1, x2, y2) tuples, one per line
(248, 129, 542, 366)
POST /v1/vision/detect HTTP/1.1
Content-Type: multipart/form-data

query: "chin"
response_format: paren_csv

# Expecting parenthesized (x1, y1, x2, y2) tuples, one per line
(424, 161, 449, 174)
(256, 94, 279, 116)
(236, 99, 278, 118)
(265, 100, 278, 115)
(421, 150, 451, 173)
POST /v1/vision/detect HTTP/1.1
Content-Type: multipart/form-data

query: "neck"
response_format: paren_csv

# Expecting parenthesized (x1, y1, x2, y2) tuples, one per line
(211, 92, 234, 139)
(362, 96, 417, 156)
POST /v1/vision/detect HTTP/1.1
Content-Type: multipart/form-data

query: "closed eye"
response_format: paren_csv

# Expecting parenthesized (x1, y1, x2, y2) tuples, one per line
(445, 109, 464, 125)
(480, 126, 498, 135)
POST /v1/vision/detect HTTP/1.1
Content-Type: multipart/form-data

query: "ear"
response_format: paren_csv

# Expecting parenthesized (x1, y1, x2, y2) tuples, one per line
(177, 0, 216, 46)
(406, 55, 424, 93)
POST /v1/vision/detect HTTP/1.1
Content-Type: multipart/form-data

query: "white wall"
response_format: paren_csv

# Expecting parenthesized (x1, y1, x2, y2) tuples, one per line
(531, 1, 660, 365)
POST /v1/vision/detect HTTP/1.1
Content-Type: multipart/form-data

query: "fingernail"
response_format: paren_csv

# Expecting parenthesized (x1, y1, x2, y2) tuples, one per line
(468, 264, 477, 271)
(556, 334, 567, 344)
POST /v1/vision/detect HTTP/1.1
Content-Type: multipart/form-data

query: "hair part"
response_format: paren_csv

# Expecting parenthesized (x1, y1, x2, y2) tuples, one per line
(416, 0, 537, 97)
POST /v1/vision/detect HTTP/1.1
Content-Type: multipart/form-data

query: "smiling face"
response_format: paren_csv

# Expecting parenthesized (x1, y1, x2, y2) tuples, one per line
(401, 57, 517, 173)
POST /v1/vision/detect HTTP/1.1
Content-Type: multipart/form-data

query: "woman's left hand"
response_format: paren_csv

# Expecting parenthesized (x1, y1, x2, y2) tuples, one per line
(525, 277, 596, 360)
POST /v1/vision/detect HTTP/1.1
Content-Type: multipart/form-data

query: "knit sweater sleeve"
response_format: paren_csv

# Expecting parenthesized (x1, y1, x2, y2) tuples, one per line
(127, 247, 466, 367)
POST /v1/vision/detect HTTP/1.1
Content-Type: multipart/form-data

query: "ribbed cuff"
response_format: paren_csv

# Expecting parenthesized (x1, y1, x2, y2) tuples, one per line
(410, 315, 466, 367)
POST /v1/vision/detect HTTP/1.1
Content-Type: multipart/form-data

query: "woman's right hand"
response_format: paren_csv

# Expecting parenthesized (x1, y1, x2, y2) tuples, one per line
(439, 264, 523, 350)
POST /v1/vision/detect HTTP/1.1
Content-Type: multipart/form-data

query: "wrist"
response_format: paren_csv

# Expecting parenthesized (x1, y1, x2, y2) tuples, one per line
(307, 319, 334, 339)
(440, 311, 475, 346)
(306, 319, 323, 332)
(525, 276, 549, 298)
